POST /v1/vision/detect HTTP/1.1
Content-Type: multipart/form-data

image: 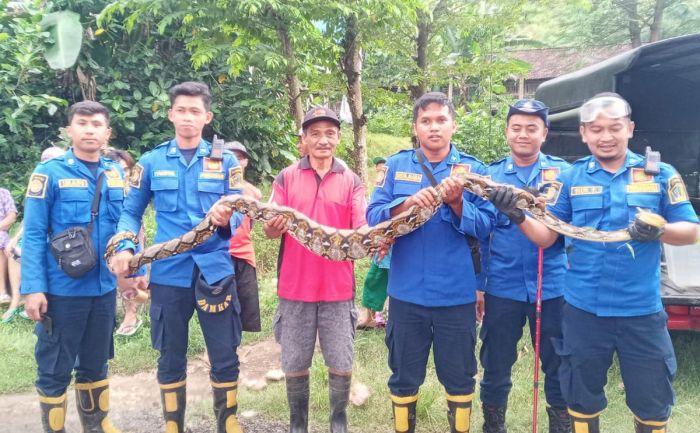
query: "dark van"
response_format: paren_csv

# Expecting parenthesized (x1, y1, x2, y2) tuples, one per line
(535, 33, 700, 331)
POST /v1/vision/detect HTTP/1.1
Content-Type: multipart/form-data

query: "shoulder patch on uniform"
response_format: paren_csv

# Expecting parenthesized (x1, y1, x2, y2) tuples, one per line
(375, 165, 388, 188)
(26, 173, 48, 198)
(395, 171, 422, 183)
(540, 167, 560, 182)
(571, 186, 602, 196)
(450, 164, 471, 177)
(667, 174, 689, 204)
(229, 166, 243, 190)
(626, 183, 660, 194)
(630, 168, 653, 183)
(130, 163, 144, 189)
(541, 181, 563, 206)
(58, 179, 88, 189)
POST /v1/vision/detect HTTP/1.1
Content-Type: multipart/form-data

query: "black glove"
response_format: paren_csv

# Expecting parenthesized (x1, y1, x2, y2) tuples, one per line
(628, 213, 665, 242)
(489, 186, 525, 225)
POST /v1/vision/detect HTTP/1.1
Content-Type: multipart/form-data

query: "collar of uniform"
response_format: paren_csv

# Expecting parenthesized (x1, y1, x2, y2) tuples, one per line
(64, 147, 78, 166)
(298, 155, 345, 173)
(586, 155, 603, 173)
(625, 150, 643, 167)
(503, 152, 545, 174)
(65, 147, 108, 175)
(166, 139, 209, 157)
(412, 144, 459, 164)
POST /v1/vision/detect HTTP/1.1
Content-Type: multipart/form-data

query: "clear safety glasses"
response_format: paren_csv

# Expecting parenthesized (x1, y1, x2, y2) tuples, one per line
(579, 96, 631, 123)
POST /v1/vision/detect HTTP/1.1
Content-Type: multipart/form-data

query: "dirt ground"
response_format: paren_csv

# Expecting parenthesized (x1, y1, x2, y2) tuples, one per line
(0, 339, 289, 433)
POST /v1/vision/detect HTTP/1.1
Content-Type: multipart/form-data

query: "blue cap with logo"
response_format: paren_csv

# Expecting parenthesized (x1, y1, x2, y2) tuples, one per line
(507, 99, 549, 127)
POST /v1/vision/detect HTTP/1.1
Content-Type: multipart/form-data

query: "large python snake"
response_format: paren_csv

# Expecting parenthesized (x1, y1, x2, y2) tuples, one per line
(105, 172, 665, 274)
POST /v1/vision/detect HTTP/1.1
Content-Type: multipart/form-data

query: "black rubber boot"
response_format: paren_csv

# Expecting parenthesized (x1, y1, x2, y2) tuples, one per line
(328, 373, 351, 433)
(38, 391, 67, 433)
(482, 404, 507, 433)
(390, 394, 417, 433)
(212, 380, 242, 433)
(286, 375, 309, 433)
(75, 379, 123, 432)
(569, 409, 600, 433)
(547, 406, 571, 433)
(446, 393, 473, 433)
(159, 379, 186, 433)
(634, 416, 667, 433)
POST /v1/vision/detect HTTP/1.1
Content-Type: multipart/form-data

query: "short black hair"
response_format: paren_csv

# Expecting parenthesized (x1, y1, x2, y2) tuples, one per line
(104, 148, 134, 168)
(413, 92, 456, 122)
(169, 81, 212, 111)
(68, 101, 110, 125)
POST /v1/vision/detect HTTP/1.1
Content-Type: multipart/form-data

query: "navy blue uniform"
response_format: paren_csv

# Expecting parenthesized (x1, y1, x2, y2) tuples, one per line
(479, 153, 570, 408)
(21, 149, 126, 396)
(549, 151, 699, 421)
(117, 139, 243, 384)
(367, 145, 496, 397)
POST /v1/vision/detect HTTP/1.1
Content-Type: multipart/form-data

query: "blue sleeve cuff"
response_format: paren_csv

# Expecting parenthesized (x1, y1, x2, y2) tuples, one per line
(117, 240, 137, 253)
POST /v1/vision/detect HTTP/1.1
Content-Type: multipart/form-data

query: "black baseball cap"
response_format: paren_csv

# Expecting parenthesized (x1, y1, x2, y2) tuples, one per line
(302, 107, 341, 129)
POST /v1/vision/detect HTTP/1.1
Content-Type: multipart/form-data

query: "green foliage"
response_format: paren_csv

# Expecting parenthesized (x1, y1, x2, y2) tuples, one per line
(452, 97, 512, 164)
(40, 10, 83, 70)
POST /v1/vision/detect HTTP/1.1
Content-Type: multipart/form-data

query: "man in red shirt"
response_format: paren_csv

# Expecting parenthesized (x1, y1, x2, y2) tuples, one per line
(226, 141, 262, 332)
(264, 107, 367, 433)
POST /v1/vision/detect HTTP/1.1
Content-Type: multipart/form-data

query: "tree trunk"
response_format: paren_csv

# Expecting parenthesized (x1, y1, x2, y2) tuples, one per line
(341, 13, 368, 184)
(410, 8, 430, 101)
(649, 0, 666, 42)
(618, 0, 642, 47)
(276, 20, 304, 129)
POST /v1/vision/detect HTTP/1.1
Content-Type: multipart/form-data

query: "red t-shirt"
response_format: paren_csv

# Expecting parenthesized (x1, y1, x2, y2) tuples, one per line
(229, 216, 256, 267)
(271, 157, 367, 302)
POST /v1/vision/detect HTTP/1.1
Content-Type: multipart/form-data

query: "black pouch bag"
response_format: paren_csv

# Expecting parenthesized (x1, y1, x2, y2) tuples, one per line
(49, 173, 104, 278)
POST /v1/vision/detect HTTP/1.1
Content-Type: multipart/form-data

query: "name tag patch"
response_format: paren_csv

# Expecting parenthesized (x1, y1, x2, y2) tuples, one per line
(626, 183, 660, 194)
(153, 170, 177, 178)
(58, 179, 88, 189)
(107, 178, 125, 188)
(200, 172, 225, 181)
(570, 186, 603, 196)
(395, 172, 422, 183)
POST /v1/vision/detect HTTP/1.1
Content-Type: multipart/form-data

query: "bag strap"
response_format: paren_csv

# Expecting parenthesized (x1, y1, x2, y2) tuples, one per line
(415, 149, 439, 187)
(416, 149, 482, 273)
(87, 172, 106, 234)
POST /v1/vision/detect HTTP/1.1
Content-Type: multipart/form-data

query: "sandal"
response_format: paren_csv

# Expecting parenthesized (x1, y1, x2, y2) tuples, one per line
(116, 317, 143, 336)
(1, 307, 20, 324)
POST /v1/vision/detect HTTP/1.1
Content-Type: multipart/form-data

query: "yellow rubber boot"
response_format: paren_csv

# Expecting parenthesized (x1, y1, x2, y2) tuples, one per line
(39, 391, 67, 433)
(634, 416, 667, 433)
(569, 408, 601, 433)
(446, 393, 473, 433)
(75, 379, 123, 433)
(160, 380, 186, 433)
(212, 380, 243, 433)
(390, 394, 417, 433)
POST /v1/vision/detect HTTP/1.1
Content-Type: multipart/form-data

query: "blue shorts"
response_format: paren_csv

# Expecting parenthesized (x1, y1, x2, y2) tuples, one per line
(386, 297, 477, 397)
(554, 303, 676, 421)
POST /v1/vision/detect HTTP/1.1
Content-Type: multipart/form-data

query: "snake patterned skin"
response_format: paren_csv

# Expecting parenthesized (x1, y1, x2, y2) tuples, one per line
(106, 172, 663, 275)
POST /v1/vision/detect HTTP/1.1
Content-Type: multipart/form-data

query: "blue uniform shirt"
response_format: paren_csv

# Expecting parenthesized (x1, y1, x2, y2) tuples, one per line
(482, 153, 570, 302)
(117, 139, 243, 287)
(366, 145, 497, 307)
(21, 149, 126, 296)
(549, 151, 699, 317)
